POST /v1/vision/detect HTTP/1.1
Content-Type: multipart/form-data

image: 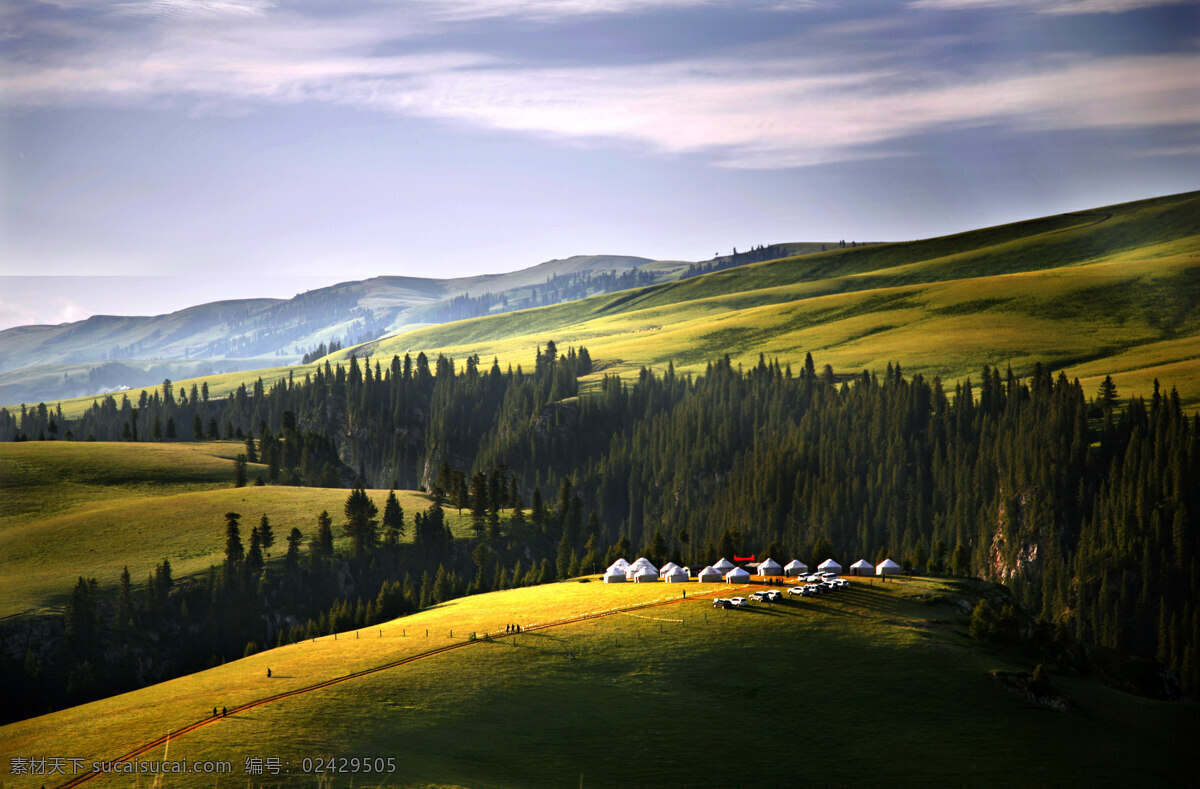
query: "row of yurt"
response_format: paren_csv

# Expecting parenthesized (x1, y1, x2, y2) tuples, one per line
(603, 555, 901, 584)
(605, 557, 690, 583)
(845, 558, 903, 576)
(603, 556, 655, 583)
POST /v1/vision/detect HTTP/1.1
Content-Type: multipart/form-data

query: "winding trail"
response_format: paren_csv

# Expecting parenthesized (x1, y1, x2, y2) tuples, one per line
(55, 584, 748, 788)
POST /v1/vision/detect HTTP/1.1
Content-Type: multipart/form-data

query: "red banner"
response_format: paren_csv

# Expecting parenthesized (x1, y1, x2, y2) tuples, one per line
(733, 554, 756, 562)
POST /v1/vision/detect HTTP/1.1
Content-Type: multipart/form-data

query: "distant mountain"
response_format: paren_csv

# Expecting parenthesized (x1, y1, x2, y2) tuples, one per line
(2, 250, 813, 404)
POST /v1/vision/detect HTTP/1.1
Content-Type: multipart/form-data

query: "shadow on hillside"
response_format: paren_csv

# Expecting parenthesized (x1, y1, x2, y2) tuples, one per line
(842, 584, 908, 611)
(737, 606, 785, 617)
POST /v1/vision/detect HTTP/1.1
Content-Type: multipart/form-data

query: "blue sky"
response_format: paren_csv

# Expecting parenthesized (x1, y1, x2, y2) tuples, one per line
(1, 0, 1197, 328)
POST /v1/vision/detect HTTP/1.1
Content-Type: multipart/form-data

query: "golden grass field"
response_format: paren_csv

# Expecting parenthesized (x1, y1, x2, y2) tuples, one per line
(2, 577, 1195, 787)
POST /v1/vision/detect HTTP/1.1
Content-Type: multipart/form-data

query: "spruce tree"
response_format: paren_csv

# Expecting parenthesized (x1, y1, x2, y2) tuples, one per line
(343, 487, 379, 557)
(382, 490, 405, 545)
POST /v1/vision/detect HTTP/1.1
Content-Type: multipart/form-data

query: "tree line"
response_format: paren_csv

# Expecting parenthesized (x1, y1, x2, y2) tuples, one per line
(2, 346, 1196, 704)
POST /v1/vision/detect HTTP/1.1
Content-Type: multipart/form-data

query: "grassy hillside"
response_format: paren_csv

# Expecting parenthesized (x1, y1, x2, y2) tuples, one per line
(0, 442, 473, 618)
(22, 191, 1200, 419)
(1, 577, 1194, 787)
(350, 191, 1200, 409)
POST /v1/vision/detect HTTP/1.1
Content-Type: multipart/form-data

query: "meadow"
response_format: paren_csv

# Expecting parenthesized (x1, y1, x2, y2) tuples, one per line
(352, 191, 1200, 409)
(1, 577, 1194, 787)
(33, 191, 1198, 421)
(0, 441, 474, 618)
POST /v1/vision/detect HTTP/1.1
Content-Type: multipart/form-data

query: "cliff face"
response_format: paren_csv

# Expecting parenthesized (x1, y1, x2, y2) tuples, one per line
(987, 487, 1042, 584)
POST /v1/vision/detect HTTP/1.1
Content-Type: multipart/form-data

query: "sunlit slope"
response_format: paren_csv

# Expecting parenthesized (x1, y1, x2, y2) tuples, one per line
(29, 191, 1200, 418)
(0, 442, 464, 618)
(354, 191, 1200, 406)
(2, 578, 1194, 787)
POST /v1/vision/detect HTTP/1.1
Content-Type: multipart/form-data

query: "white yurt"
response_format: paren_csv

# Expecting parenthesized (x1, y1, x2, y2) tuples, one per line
(849, 559, 874, 576)
(818, 558, 843, 575)
(681, 566, 694, 578)
(631, 557, 653, 569)
(663, 567, 689, 583)
(631, 566, 658, 583)
(756, 558, 783, 577)
(696, 566, 723, 583)
(611, 558, 630, 572)
(876, 558, 902, 576)
(783, 559, 809, 577)
(724, 566, 751, 583)
(713, 557, 736, 573)
(659, 561, 680, 578)
(627, 559, 659, 579)
(602, 566, 627, 583)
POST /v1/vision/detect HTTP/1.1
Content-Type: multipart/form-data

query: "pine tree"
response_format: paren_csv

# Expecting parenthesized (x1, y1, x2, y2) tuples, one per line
(343, 487, 379, 557)
(317, 510, 334, 559)
(115, 566, 133, 631)
(382, 490, 405, 545)
(258, 514, 274, 556)
(285, 527, 303, 573)
(224, 512, 244, 567)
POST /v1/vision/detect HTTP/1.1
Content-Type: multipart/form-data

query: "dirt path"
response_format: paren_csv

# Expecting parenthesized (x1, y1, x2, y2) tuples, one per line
(55, 584, 746, 788)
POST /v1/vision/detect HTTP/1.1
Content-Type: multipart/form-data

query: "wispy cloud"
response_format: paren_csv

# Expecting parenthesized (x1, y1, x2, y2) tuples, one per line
(114, 0, 277, 17)
(407, 0, 819, 22)
(2, 0, 1197, 168)
(907, 0, 1194, 14)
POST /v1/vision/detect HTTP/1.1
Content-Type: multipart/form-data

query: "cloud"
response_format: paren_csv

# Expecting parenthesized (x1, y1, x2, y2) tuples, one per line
(2, 0, 1197, 169)
(907, 0, 1195, 14)
(407, 0, 819, 22)
(51, 298, 91, 324)
(396, 53, 1200, 167)
(114, 0, 277, 17)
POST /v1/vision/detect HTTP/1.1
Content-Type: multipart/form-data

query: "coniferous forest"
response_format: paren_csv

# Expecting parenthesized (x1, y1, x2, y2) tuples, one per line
(2, 345, 1197, 721)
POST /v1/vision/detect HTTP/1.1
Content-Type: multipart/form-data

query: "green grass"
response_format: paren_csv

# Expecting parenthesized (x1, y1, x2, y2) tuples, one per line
(0, 442, 475, 618)
(345, 192, 1200, 408)
(1, 577, 1195, 787)
(29, 191, 1200, 418)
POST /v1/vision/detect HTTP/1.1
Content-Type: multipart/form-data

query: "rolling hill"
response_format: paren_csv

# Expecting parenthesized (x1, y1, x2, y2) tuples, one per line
(344, 191, 1200, 410)
(1, 577, 1194, 787)
(0, 255, 669, 404)
(0, 441, 476, 618)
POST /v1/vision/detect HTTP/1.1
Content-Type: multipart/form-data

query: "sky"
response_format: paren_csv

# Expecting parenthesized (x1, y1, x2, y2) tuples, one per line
(1, 0, 1197, 329)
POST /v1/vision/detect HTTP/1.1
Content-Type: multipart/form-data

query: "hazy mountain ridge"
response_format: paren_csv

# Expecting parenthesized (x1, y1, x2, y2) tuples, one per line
(0, 254, 692, 402)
